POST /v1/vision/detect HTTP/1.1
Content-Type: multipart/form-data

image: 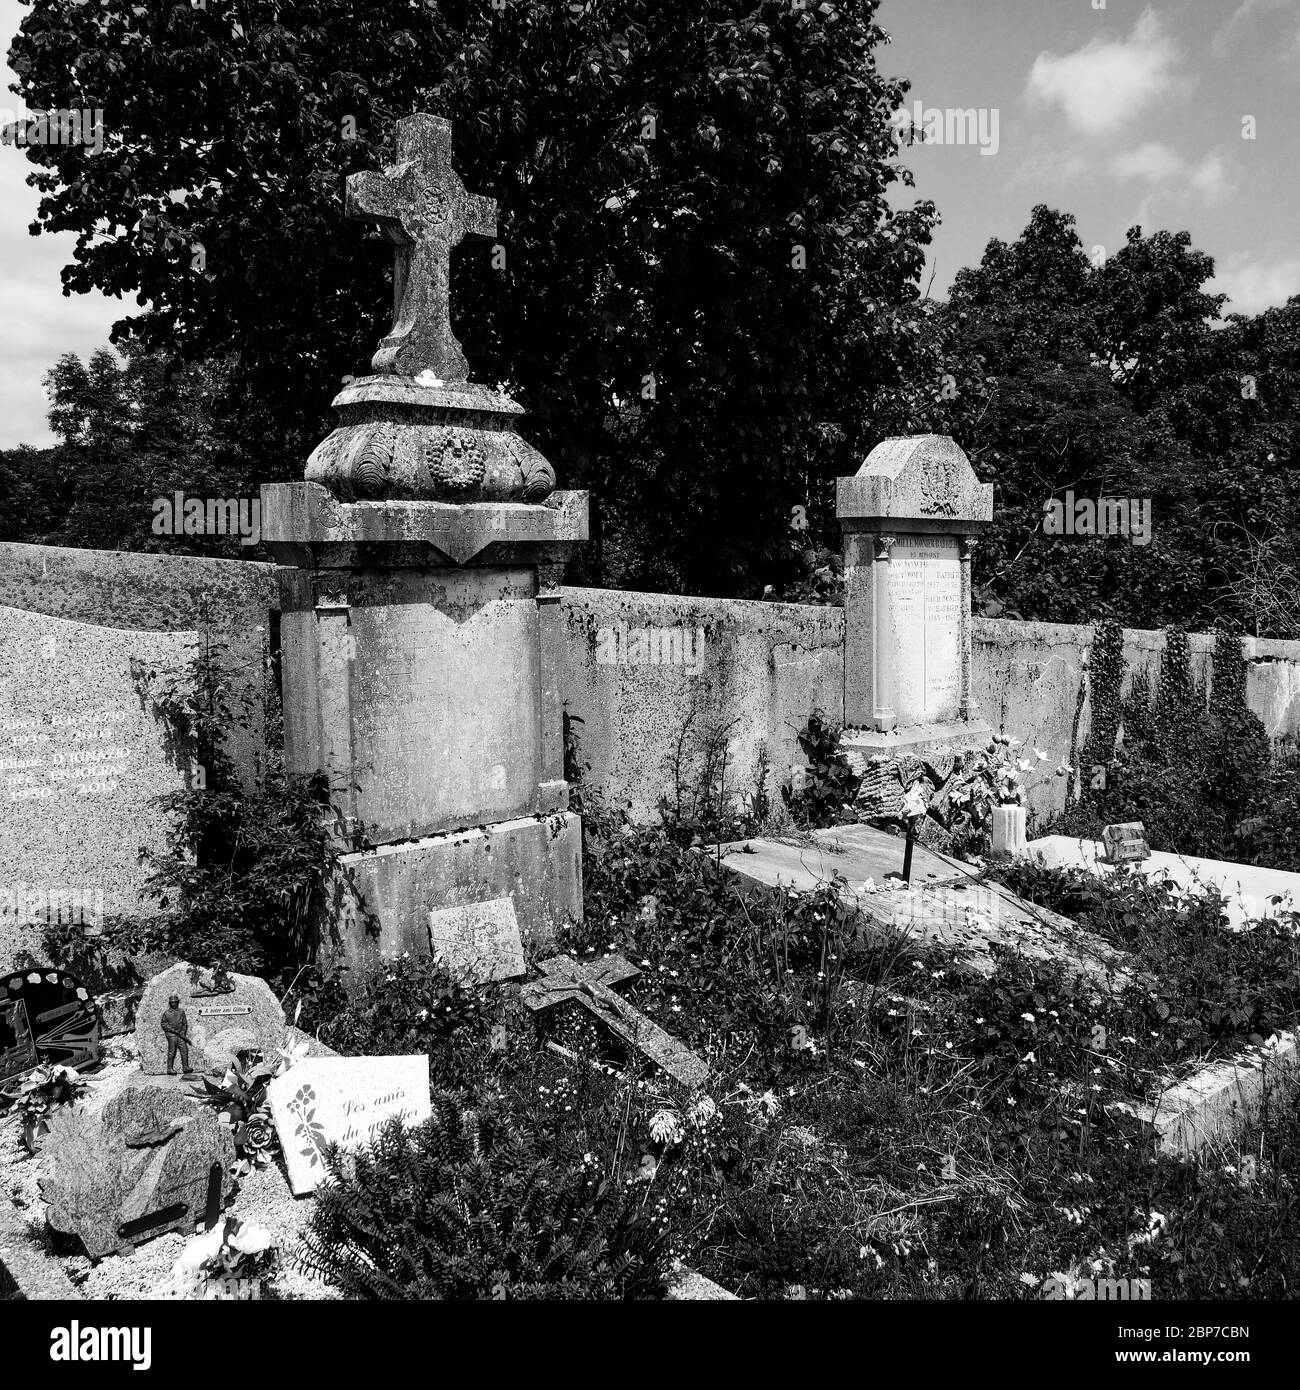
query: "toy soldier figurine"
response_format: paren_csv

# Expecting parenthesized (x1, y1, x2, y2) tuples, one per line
(160, 994, 192, 1075)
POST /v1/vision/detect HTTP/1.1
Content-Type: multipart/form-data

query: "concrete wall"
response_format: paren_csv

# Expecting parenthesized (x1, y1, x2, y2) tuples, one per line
(0, 544, 283, 788)
(558, 587, 842, 824)
(6, 542, 1300, 836)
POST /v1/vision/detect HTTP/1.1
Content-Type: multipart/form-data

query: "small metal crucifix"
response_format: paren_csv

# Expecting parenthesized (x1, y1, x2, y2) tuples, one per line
(346, 113, 498, 381)
(521, 955, 709, 1089)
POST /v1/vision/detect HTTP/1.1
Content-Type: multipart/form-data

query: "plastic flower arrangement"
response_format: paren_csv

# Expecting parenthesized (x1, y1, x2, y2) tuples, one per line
(949, 735, 1072, 826)
(164, 1216, 276, 1299)
(0, 1063, 89, 1152)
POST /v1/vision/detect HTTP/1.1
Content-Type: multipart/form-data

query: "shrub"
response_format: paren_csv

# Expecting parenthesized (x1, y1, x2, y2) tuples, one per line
(296, 1094, 670, 1300)
(784, 708, 861, 828)
(307, 954, 495, 1092)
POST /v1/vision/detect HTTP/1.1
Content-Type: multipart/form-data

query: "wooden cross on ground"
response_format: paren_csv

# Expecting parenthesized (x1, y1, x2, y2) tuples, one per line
(521, 955, 709, 1089)
(346, 113, 497, 381)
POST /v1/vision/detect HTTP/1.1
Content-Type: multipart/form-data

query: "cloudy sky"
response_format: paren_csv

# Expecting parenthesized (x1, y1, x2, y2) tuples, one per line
(1, 0, 1298, 447)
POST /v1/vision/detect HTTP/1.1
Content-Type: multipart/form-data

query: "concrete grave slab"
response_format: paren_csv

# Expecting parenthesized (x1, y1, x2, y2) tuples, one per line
(1027, 835, 1300, 930)
(719, 823, 1132, 990)
(1114, 1032, 1300, 1157)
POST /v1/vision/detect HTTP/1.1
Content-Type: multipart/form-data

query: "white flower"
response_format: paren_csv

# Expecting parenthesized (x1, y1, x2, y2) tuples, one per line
(226, 1219, 274, 1256)
(689, 1096, 718, 1125)
(1021, 1012, 1036, 1023)
(648, 1109, 683, 1146)
(174, 1226, 224, 1275)
(1035, 748, 1048, 761)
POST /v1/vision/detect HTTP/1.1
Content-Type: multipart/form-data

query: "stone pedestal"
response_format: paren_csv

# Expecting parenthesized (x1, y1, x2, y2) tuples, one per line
(837, 436, 993, 817)
(262, 481, 588, 973)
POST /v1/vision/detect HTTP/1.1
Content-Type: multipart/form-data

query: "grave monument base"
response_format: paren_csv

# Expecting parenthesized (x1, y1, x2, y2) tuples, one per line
(329, 813, 582, 972)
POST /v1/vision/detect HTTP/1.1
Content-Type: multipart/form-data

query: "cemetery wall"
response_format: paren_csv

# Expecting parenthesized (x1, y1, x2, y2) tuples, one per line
(0, 544, 282, 790)
(558, 587, 843, 823)
(560, 596, 1300, 827)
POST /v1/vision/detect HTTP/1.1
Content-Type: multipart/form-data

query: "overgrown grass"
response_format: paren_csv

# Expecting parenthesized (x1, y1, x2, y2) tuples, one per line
(294, 795, 1300, 1300)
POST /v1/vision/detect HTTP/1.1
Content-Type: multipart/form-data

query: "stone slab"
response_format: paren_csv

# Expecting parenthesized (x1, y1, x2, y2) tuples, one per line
(1027, 835, 1300, 930)
(428, 896, 525, 981)
(718, 824, 1132, 990)
(1115, 1033, 1300, 1157)
(262, 482, 589, 569)
(888, 534, 963, 725)
(136, 963, 286, 1075)
(267, 1055, 432, 1196)
(39, 1084, 236, 1259)
(666, 1260, 739, 1300)
(332, 813, 582, 975)
(0, 606, 197, 967)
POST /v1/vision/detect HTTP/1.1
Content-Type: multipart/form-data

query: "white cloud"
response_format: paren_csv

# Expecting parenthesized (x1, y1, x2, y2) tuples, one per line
(1212, 253, 1300, 315)
(1027, 8, 1187, 139)
(1109, 142, 1184, 183)
(1104, 144, 1232, 204)
(1188, 152, 1231, 204)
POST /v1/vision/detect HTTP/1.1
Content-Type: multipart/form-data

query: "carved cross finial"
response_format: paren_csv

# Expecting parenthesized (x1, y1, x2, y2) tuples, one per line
(346, 114, 497, 382)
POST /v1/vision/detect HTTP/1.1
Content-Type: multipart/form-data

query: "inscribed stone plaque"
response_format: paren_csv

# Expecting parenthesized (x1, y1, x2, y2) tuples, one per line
(136, 962, 286, 1075)
(888, 535, 961, 725)
(39, 1085, 235, 1258)
(428, 897, 525, 981)
(267, 1055, 432, 1195)
(0, 606, 197, 967)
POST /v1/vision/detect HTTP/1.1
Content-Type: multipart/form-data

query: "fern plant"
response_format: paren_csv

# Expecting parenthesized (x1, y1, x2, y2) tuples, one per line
(295, 1093, 670, 1300)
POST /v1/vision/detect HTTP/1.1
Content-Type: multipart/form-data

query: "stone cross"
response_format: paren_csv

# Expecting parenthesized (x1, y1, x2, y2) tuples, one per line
(521, 955, 709, 1089)
(346, 113, 497, 382)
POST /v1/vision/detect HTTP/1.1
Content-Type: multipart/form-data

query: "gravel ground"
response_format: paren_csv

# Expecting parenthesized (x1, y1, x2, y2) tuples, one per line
(2, 1033, 340, 1301)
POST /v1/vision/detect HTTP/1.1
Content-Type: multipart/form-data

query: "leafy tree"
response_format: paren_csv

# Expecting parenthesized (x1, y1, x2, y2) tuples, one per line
(10, 0, 937, 595)
(32, 343, 252, 552)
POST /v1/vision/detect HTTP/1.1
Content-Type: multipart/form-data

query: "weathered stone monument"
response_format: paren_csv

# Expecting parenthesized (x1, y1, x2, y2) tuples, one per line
(40, 1085, 235, 1258)
(135, 962, 287, 1076)
(837, 436, 992, 819)
(262, 115, 586, 973)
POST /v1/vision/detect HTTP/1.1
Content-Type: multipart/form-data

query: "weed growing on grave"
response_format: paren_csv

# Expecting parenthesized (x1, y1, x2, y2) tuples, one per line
(783, 709, 862, 828)
(298, 953, 494, 1091)
(296, 1093, 670, 1299)
(990, 860, 1300, 1059)
(107, 636, 367, 985)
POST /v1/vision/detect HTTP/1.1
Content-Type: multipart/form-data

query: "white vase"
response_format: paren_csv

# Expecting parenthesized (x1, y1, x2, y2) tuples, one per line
(991, 803, 1027, 857)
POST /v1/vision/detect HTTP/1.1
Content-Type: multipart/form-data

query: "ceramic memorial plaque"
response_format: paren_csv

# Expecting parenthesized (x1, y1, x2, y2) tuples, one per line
(267, 1055, 432, 1195)
(0, 968, 99, 1079)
